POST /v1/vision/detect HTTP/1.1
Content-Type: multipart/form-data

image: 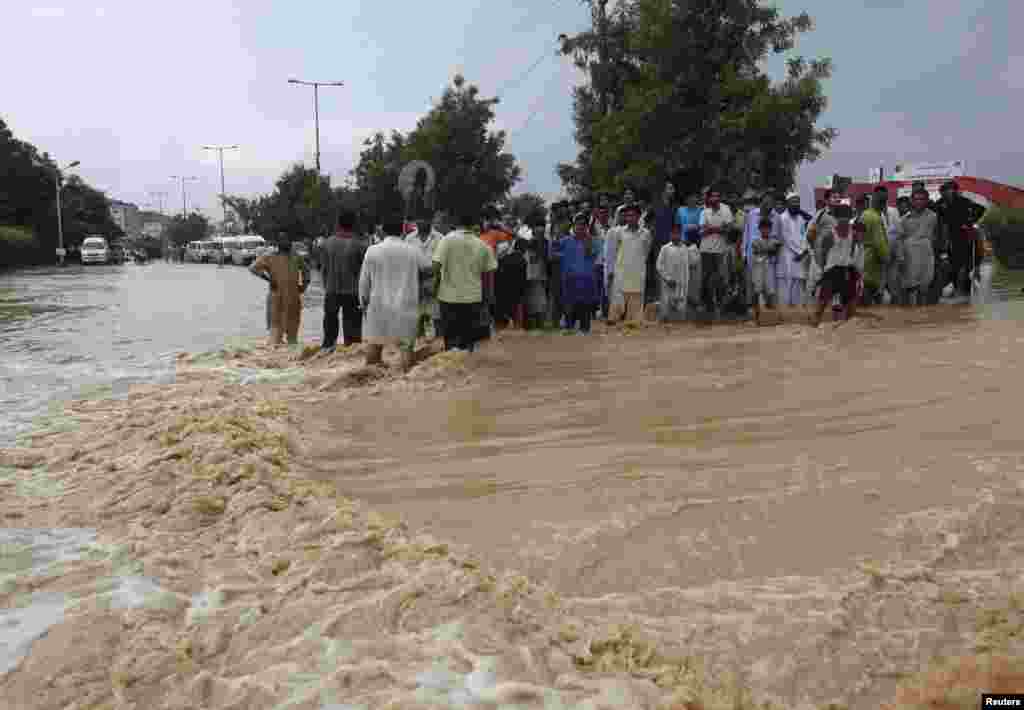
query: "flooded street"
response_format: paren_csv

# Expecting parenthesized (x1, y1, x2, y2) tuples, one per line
(4, 258, 1024, 709)
(0, 261, 325, 444)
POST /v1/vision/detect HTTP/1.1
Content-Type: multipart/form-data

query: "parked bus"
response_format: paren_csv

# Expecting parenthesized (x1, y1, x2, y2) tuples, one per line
(216, 236, 243, 264)
(231, 235, 267, 266)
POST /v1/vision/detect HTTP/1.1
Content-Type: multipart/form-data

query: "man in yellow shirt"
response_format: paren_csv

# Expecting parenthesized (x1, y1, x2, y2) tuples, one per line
(433, 211, 499, 352)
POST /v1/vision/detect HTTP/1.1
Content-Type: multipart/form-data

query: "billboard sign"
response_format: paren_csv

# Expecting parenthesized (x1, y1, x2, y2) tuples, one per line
(891, 160, 965, 181)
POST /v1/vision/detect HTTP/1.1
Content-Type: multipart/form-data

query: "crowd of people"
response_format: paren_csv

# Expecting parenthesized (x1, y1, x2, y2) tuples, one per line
(248, 179, 987, 368)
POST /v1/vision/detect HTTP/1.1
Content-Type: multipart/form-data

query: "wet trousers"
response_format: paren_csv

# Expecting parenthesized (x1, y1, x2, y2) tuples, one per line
(268, 288, 301, 345)
(322, 292, 362, 348)
(440, 301, 482, 352)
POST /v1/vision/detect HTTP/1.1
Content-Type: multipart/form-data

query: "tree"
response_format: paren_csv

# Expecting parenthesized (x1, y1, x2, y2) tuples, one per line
(558, 0, 836, 198)
(351, 131, 406, 226)
(165, 213, 211, 246)
(222, 196, 259, 234)
(505, 192, 548, 224)
(403, 75, 520, 220)
(59, 175, 123, 247)
(0, 117, 121, 265)
(348, 75, 521, 226)
(251, 164, 335, 239)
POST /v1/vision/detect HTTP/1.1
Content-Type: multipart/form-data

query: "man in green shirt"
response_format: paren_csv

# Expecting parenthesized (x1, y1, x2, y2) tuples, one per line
(433, 210, 498, 352)
(859, 189, 892, 304)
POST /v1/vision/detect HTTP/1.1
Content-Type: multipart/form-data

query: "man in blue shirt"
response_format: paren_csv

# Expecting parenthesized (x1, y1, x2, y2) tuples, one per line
(676, 192, 703, 247)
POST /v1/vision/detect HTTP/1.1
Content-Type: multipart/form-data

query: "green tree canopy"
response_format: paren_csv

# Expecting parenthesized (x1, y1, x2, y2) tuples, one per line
(165, 213, 211, 246)
(557, 0, 836, 199)
(349, 75, 521, 226)
(0, 117, 120, 265)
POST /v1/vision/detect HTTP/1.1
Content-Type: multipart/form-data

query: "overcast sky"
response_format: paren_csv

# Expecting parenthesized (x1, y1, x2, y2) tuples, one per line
(3, 0, 1018, 220)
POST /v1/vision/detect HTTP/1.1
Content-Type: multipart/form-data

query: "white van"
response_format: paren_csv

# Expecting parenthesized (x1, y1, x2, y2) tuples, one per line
(231, 235, 267, 266)
(185, 241, 205, 263)
(218, 236, 242, 264)
(80, 236, 110, 265)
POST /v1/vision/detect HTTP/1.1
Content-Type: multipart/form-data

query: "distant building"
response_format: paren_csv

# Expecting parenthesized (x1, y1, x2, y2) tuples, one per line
(109, 200, 141, 236)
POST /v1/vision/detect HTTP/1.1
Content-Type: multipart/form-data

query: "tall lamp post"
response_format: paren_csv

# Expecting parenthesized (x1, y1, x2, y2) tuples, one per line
(287, 78, 344, 174)
(55, 160, 80, 266)
(201, 145, 239, 225)
(170, 175, 199, 218)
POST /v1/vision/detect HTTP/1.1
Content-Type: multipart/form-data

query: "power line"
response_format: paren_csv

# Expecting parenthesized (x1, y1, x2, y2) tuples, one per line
(495, 50, 552, 99)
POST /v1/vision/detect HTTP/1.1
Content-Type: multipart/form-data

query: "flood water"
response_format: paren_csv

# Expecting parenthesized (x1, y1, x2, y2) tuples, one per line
(0, 257, 1012, 447)
(4, 256, 1024, 708)
(0, 261, 325, 444)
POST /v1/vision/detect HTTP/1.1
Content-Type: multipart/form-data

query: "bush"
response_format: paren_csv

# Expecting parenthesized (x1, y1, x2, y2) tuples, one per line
(982, 206, 1024, 269)
(0, 225, 40, 268)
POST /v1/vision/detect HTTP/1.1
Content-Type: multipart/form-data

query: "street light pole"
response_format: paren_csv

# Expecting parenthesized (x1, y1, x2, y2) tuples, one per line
(149, 191, 168, 216)
(170, 175, 199, 218)
(287, 78, 344, 175)
(55, 160, 80, 267)
(201, 145, 239, 224)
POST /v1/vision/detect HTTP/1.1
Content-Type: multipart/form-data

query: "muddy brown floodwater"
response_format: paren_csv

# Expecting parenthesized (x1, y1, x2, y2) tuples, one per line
(300, 311, 1024, 706)
(4, 307, 1024, 710)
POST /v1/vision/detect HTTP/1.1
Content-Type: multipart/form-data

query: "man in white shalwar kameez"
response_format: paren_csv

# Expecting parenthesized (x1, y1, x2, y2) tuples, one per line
(773, 193, 810, 306)
(605, 203, 651, 323)
(656, 226, 696, 322)
(359, 220, 432, 372)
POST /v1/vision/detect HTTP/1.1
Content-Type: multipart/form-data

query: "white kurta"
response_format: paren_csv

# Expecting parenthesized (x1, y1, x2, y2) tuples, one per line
(358, 236, 431, 344)
(656, 242, 695, 318)
(607, 226, 652, 304)
(773, 211, 809, 305)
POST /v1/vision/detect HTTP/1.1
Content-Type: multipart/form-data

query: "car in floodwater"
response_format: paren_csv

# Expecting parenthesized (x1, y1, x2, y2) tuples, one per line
(80, 237, 110, 265)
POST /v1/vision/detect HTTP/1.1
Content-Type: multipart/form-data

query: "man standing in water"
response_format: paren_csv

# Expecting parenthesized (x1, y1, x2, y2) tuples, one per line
(858, 188, 892, 305)
(250, 234, 308, 346)
(433, 210, 498, 352)
(405, 213, 444, 338)
(890, 187, 938, 307)
(359, 219, 432, 372)
(320, 210, 367, 352)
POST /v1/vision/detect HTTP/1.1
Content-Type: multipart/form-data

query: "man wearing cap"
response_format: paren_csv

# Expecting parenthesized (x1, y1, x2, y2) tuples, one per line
(606, 202, 651, 323)
(773, 192, 809, 307)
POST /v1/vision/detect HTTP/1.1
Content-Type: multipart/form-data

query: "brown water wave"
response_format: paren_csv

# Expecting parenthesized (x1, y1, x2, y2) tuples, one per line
(296, 309, 1024, 707)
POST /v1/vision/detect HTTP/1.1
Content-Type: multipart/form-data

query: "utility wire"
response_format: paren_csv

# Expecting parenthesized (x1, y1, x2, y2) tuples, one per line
(495, 50, 552, 99)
